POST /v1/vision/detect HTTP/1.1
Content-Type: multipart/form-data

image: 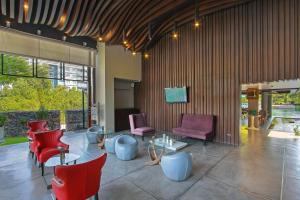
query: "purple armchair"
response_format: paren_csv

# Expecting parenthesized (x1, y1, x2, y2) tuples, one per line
(173, 114, 215, 145)
(129, 113, 155, 141)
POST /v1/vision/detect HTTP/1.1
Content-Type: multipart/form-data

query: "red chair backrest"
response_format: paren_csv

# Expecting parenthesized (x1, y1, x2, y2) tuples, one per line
(27, 120, 48, 132)
(54, 153, 107, 200)
(34, 129, 63, 149)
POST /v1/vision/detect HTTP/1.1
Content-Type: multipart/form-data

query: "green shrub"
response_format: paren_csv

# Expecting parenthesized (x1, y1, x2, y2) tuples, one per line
(0, 115, 7, 127)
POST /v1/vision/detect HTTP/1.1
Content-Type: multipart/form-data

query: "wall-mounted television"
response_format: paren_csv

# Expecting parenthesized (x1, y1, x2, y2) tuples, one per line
(164, 87, 188, 103)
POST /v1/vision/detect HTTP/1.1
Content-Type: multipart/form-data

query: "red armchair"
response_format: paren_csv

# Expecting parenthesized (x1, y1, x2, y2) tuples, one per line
(27, 120, 48, 155)
(52, 153, 107, 200)
(34, 129, 69, 176)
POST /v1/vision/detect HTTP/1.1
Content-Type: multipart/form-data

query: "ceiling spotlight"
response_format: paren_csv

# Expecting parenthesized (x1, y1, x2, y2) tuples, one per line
(59, 14, 66, 25)
(172, 31, 178, 40)
(37, 29, 42, 35)
(194, 1, 201, 29)
(172, 22, 178, 40)
(98, 36, 103, 42)
(24, 3, 29, 10)
(123, 40, 128, 45)
(83, 42, 87, 46)
(194, 19, 201, 28)
(131, 43, 136, 56)
(62, 35, 67, 41)
(5, 21, 11, 28)
(144, 52, 150, 59)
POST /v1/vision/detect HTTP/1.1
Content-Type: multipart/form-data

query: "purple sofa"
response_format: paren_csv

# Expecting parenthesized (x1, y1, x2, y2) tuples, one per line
(172, 114, 215, 144)
(129, 113, 155, 141)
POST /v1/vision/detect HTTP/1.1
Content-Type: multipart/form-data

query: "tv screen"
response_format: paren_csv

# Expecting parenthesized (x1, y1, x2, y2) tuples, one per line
(165, 87, 188, 103)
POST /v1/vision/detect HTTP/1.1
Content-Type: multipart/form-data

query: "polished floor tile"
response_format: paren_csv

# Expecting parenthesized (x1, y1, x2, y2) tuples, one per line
(0, 129, 299, 200)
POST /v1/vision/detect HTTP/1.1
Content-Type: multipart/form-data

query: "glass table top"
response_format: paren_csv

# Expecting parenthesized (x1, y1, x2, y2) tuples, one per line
(45, 153, 80, 167)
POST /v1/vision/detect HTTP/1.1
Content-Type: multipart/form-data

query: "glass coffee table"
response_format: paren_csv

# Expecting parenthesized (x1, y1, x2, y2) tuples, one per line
(146, 131, 188, 165)
(45, 153, 80, 167)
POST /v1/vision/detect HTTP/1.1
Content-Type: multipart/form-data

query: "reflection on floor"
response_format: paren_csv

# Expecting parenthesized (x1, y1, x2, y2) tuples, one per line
(0, 129, 299, 200)
(268, 117, 300, 139)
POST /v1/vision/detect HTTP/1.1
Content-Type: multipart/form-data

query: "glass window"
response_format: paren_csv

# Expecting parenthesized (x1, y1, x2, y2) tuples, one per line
(36, 59, 62, 79)
(64, 63, 88, 81)
(1, 53, 34, 77)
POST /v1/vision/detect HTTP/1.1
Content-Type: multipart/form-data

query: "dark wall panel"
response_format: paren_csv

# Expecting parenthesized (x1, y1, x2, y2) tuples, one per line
(135, 0, 300, 145)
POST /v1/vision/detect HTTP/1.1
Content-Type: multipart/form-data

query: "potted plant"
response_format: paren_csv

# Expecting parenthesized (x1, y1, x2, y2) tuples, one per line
(294, 125, 300, 136)
(0, 114, 7, 143)
(36, 106, 49, 120)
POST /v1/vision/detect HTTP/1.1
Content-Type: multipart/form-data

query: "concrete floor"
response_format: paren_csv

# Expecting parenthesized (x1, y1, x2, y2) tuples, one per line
(0, 129, 299, 200)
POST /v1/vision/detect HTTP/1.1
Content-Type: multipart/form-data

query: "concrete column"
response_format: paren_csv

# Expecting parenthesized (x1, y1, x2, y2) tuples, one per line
(95, 42, 142, 132)
(262, 92, 272, 118)
(95, 42, 106, 128)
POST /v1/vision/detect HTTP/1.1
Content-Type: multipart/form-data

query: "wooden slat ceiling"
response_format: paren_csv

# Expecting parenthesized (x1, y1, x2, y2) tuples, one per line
(0, 0, 251, 51)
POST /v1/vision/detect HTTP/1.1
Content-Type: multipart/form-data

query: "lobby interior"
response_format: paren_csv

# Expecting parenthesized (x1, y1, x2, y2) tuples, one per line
(0, 0, 300, 200)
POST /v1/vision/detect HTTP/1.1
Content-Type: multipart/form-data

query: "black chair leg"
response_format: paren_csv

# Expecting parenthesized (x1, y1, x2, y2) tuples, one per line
(94, 193, 99, 200)
(41, 163, 44, 176)
(142, 136, 144, 141)
(203, 140, 207, 146)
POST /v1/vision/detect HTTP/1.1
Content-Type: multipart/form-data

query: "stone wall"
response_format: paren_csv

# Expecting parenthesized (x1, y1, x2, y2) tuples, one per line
(1, 110, 60, 137)
(65, 110, 88, 131)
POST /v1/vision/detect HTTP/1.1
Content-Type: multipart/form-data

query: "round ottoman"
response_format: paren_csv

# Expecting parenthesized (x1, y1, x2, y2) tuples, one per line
(161, 152, 192, 181)
(115, 135, 138, 161)
(105, 136, 119, 154)
(86, 126, 103, 144)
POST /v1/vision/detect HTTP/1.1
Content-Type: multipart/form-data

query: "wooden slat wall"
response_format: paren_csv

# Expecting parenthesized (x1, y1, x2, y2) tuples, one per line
(134, 0, 300, 145)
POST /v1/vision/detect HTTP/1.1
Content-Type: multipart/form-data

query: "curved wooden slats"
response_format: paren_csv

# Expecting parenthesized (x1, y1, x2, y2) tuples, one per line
(18, 0, 24, 23)
(25, 0, 33, 23)
(58, 0, 75, 31)
(40, 0, 50, 24)
(77, 0, 97, 35)
(9, 0, 15, 18)
(64, 0, 82, 34)
(0, 0, 251, 51)
(52, 0, 67, 28)
(46, 0, 59, 25)
(69, 0, 89, 36)
(33, 0, 43, 24)
(1, 0, 7, 15)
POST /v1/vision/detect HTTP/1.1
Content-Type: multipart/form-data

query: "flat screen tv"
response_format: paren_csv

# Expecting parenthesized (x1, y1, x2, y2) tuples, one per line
(165, 87, 188, 103)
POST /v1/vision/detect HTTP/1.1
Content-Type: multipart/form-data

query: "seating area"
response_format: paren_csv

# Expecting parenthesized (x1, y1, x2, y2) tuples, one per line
(1, 0, 300, 199)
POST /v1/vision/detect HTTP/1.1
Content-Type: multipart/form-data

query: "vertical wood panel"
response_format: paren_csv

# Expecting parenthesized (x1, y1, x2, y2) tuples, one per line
(135, 0, 300, 145)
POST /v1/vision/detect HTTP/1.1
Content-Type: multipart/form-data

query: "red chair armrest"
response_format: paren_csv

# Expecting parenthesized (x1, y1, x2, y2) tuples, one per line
(52, 176, 64, 187)
(57, 142, 69, 150)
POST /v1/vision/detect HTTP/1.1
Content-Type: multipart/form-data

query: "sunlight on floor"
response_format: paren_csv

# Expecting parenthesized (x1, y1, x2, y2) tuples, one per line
(268, 130, 300, 139)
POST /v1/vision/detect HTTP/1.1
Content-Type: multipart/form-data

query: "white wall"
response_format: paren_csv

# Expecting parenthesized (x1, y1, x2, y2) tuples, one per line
(95, 43, 141, 131)
(114, 79, 135, 109)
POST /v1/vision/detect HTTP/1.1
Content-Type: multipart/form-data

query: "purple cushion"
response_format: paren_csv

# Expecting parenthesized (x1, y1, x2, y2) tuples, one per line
(181, 114, 213, 131)
(173, 127, 211, 140)
(134, 114, 146, 128)
(134, 127, 155, 134)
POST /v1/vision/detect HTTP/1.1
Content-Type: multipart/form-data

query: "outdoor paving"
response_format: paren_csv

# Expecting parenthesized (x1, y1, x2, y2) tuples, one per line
(0, 129, 299, 200)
